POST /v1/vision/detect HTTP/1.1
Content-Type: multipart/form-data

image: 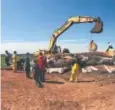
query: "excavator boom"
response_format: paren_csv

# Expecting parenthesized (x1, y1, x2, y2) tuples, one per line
(48, 16, 103, 53)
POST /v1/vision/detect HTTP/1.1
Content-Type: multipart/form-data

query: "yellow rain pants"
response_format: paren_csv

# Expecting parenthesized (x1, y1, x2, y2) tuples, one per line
(12, 54, 17, 72)
(69, 63, 80, 82)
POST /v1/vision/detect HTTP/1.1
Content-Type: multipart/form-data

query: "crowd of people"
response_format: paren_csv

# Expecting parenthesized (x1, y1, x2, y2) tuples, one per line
(4, 50, 82, 88)
(5, 51, 47, 88)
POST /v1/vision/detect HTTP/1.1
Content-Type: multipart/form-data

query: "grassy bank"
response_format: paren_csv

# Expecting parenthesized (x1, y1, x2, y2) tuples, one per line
(0, 54, 34, 68)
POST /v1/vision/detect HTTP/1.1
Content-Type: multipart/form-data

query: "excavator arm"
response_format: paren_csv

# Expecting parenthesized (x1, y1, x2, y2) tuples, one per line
(48, 16, 103, 53)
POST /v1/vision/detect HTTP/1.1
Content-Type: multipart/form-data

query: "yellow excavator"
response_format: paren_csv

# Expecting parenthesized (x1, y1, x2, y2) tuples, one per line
(34, 16, 103, 56)
(48, 16, 103, 53)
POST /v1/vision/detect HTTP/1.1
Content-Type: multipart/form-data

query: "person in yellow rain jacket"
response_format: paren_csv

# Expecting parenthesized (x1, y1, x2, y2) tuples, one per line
(69, 60, 81, 83)
(12, 51, 17, 72)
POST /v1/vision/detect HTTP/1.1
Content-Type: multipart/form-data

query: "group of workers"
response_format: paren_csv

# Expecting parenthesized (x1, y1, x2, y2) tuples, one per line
(24, 52, 47, 88)
(5, 50, 17, 72)
(5, 50, 47, 88)
(4, 41, 114, 88)
(5, 50, 82, 87)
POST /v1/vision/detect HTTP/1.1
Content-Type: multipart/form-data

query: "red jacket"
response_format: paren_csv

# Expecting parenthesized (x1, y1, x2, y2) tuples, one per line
(37, 55, 46, 70)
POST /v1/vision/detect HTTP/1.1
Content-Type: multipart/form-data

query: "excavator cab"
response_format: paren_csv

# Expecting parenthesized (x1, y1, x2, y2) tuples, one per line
(90, 17, 103, 33)
(51, 45, 61, 54)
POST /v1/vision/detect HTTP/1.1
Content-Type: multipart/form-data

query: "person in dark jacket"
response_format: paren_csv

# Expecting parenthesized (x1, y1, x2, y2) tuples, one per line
(37, 52, 46, 82)
(25, 52, 31, 78)
(17, 59, 25, 70)
(5, 50, 12, 66)
(33, 60, 43, 88)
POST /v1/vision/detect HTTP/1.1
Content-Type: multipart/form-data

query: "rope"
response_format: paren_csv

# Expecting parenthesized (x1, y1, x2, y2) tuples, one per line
(90, 33, 92, 41)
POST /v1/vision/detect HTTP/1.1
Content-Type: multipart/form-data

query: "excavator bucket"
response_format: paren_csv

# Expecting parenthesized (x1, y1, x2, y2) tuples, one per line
(90, 17, 103, 33)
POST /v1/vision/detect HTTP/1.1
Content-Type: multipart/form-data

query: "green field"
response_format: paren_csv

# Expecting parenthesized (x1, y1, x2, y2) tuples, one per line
(0, 54, 34, 68)
(1, 55, 6, 68)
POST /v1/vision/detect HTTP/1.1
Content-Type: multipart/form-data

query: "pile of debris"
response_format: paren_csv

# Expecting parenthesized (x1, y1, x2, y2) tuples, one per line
(46, 52, 115, 74)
